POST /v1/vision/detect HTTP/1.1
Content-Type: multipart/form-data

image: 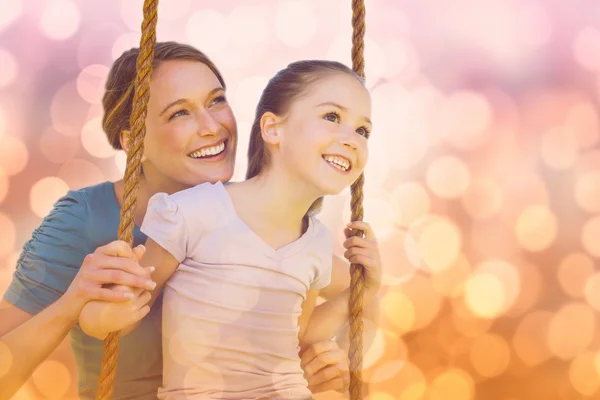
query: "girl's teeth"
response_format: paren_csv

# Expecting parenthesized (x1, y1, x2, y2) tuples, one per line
(323, 155, 350, 171)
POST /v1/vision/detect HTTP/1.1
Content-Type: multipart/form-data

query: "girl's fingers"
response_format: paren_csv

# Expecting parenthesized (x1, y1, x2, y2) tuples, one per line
(346, 221, 376, 241)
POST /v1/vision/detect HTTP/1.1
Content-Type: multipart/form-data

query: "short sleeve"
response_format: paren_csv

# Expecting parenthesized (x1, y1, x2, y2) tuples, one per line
(309, 220, 334, 291)
(3, 192, 92, 315)
(140, 193, 188, 263)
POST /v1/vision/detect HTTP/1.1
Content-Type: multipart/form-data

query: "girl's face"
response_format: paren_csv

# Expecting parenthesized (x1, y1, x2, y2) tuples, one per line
(274, 73, 371, 196)
(136, 60, 237, 193)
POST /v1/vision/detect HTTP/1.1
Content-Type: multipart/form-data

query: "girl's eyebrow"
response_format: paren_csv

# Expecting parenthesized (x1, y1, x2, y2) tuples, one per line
(159, 87, 224, 116)
(315, 101, 372, 125)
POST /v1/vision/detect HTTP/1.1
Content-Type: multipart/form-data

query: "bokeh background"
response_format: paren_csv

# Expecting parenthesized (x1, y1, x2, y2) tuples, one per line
(2, 0, 600, 399)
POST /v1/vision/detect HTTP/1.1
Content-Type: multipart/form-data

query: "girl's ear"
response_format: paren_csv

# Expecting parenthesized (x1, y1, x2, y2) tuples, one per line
(260, 112, 282, 146)
(119, 130, 147, 162)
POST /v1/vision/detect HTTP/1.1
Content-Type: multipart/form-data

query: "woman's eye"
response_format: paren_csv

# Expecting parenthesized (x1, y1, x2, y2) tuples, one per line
(211, 95, 227, 106)
(169, 109, 188, 120)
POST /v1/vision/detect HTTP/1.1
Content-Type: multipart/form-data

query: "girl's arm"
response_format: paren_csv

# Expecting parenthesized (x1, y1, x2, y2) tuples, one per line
(299, 221, 381, 349)
(298, 286, 379, 349)
(79, 238, 179, 340)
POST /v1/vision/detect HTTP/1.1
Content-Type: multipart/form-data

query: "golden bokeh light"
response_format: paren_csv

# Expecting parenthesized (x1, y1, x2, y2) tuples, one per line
(76, 64, 109, 104)
(51, 80, 90, 137)
(574, 171, 600, 213)
(390, 182, 431, 228)
(418, 217, 462, 274)
(400, 274, 443, 332)
(426, 156, 471, 199)
(29, 177, 69, 218)
(81, 117, 117, 159)
(540, 126, 578, 170)
(566, 101, 599, 149)
(40, 0, 80, 41)
(0, 213, 16, 258)
(0, 167, 8, 205)
(438, 91, 493, 151)
(558, 253, 595, 298)
(428, 368, 475, 400)
(583, 272, 600, 311)
(31, 360, 71, 400)
(469, 333, 511, 378)
(460, 177, 503, 220)
(431, 253, 472, 298)
(39, 127, 81, 164)
(0, 135, 28, 176)
(581, 215, 600, 258)
(57, 159, 105, 190)
(568, 351, 600, 396)
(512, 310, 553, 367)
(464, 273, 506, 319)
(547, 302, 595, 360)
(514, 204, 557, 252)
(0, 340, 12, 379)
(381, 289, 415, 334)
(378, 229, 420, 286)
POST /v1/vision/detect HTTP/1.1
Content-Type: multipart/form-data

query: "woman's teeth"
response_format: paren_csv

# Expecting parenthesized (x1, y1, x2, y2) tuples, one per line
(323, 155, 350, 172)
(189, 142, 225, 158)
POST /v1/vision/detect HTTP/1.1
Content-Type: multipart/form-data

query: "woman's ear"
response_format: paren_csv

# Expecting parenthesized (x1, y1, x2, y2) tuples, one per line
(119, 130, 147, 162)
(260, 112, 282, 146)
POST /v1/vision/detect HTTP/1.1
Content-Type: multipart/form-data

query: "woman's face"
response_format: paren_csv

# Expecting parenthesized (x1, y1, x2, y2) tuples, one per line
(136, 60, 237, 193)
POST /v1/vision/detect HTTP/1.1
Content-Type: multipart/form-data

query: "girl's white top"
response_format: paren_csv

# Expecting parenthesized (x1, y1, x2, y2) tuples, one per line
(141, 181, 333, 400)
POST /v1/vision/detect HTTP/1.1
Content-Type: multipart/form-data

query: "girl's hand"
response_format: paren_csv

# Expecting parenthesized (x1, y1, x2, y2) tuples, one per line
(79, 289, 152, 340)
(343, 221, 382, 293)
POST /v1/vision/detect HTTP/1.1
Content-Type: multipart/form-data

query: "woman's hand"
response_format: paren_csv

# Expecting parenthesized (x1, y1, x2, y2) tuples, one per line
(300, 340, 350, 394)
(61, 240, 155, 321)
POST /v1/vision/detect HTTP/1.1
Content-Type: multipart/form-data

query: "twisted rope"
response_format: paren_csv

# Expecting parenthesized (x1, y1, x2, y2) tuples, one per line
(349, 0, 366, 399)
(96, 0, 158, 398)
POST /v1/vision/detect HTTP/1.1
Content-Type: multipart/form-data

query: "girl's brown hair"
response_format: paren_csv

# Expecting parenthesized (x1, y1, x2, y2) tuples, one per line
(245, 60, 364, 215)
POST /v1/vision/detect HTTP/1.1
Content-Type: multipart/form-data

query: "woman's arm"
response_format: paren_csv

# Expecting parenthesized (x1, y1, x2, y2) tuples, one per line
(0, 240, 153, 400)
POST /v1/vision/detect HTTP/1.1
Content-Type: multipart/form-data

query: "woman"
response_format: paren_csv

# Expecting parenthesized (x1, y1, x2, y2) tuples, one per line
(0, 42, 378, 399)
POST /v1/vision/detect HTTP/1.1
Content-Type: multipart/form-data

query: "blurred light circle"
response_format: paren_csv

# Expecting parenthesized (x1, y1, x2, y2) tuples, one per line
(0, 0, 23, 32)
(32, 360, 71, 400)
(566, 102, 599, 149)
(29, 177, 69, 218)
(460, 177, 503, 220)
(0, 49, 17, 88)
(575, 171, 600, 213)
(274, 1, 316, 48)
(39, 127, 80, 164)
(573, 26, 600, 71)
(582, 215, 600, 258)
(390, 182, 431, 228)
(0, 168, 8, 205)
(186, 10, 229, 55)
(540, 126, 578, 170)
(514, 204, 557, 252)
(558, 253, 595, 298)
(0, 136, 28, 176)
(0, 213, 16, 257)
(40, 0, 80, 40)
(51, 81, 89, 137)
(512, 310, 553, 367)
(469, 333, 511, 378)
(81, 117, 117, 158)
(57, 159, 105, 190)
(77, 65, 109, 104)
(426, 156, 471, 199)
(569, 351, 600, 396)
(428, 368, 475, 400)
(547, 302, 596, 360)
(112, 32, 141, 61)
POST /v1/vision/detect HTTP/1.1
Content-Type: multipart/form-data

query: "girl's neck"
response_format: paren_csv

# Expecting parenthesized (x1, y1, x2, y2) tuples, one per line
(229, 167, 320, 234)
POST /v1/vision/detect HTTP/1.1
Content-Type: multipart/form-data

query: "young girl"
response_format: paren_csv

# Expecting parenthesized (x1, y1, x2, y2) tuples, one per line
(81, 60, 381, 399)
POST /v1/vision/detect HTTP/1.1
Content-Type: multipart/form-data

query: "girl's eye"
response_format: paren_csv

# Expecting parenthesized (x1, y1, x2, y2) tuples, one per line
(324, 112, 340, 123)
(356, 127, 371, 139)
(169, 109, 189, 120)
